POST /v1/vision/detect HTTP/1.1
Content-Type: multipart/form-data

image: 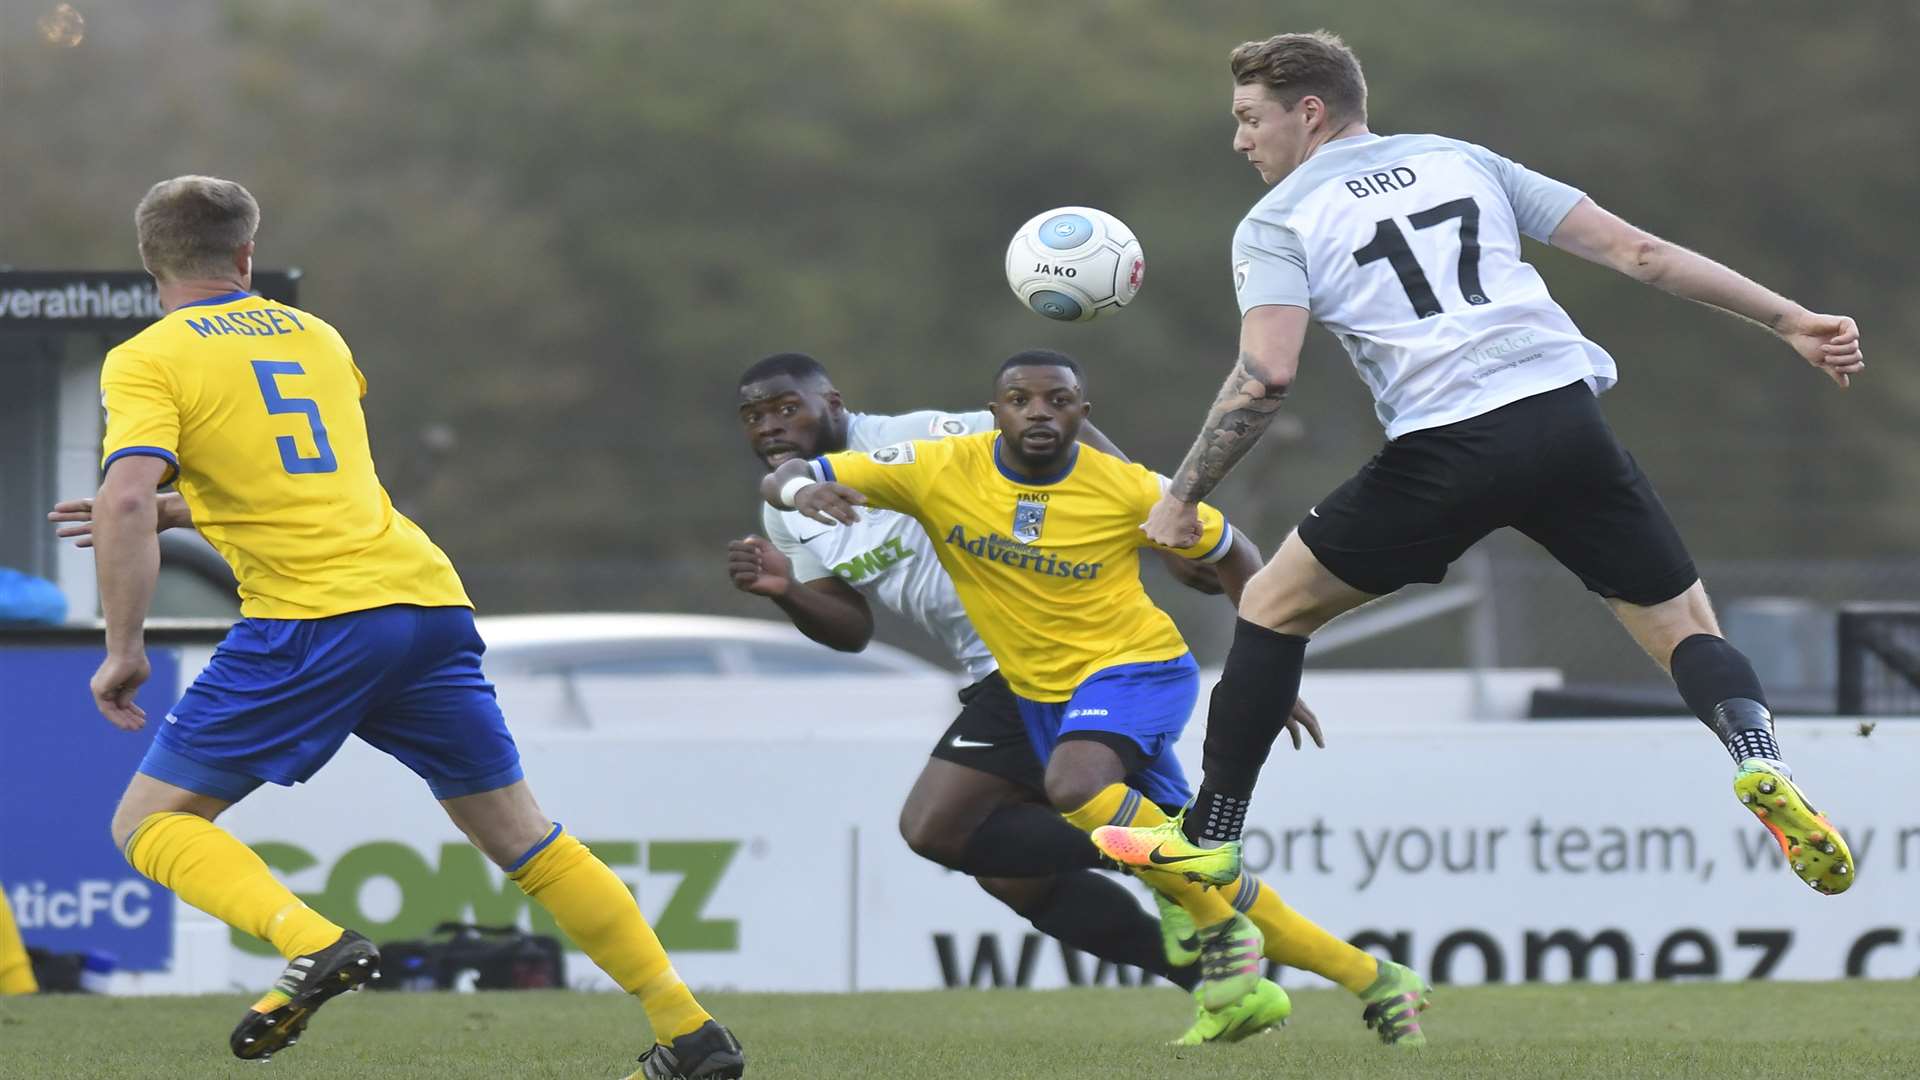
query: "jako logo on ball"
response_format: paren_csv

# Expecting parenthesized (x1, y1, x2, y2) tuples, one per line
(1005, 206, 1145, 322)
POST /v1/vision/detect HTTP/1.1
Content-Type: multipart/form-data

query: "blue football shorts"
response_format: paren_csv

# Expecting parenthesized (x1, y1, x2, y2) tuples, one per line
(137, 604, 522, 802)
(1012, 653, 1198, 809)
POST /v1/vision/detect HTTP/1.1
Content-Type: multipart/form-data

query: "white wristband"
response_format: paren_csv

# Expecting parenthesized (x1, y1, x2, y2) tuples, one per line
(777, 474, 817, 509)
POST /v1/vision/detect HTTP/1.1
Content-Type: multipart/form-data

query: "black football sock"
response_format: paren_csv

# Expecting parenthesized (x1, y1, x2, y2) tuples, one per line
(1670, 633, 1784, 765)
(1185, 619, 1310, 845)
(955, 802, 1107, 877)
(1020, 871, 1199, 990)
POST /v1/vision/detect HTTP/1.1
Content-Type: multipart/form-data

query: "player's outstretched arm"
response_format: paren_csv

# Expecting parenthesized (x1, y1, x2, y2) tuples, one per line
(47, 492, 193, 548)
(90, 456, 170, 730)
(1145, 305, 1308, 547)
(1078, 420, 1227, 595)
(760, 459, 866, 526)
(1549, 198, 1865, 388)
(727, 535, 876, 652)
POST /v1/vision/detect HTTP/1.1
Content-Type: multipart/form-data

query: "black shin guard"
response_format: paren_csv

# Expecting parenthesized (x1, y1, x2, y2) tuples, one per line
(1670, 634, 1782, 763)
(955, 802, 1106, 877)
(1021, 870, 1198, 990)
(1187, 619, 1309, 844)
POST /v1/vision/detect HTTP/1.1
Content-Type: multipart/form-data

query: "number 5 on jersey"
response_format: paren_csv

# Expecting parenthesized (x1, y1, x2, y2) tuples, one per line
(250, 359, 338, 474)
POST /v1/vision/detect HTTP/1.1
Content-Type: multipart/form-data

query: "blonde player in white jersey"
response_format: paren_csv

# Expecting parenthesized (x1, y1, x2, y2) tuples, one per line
(1096, 33, 1868, 1029)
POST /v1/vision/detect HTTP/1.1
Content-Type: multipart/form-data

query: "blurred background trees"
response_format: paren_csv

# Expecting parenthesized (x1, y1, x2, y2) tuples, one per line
(5, 0, 1914, 675)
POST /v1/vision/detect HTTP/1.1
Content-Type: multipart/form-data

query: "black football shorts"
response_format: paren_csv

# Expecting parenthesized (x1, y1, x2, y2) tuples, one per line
(927, 670, 1047, 795)
(1297, 380, 1698, 606)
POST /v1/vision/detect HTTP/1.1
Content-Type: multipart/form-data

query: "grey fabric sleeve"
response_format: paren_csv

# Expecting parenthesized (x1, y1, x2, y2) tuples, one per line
(760, 501, 833, 582)
(856, 409, 990, 447)
(1467, 143, 1587, 242)
(952, 409, 995, 435)
(1232, 216, 1311, 314)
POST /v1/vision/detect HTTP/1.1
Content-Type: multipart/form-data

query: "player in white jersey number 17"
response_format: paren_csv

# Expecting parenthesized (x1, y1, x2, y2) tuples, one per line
(1094, 32, 1866, 937)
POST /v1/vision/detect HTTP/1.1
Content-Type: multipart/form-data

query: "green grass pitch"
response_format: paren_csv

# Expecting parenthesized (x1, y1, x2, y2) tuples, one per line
(4, 980, 1918, 1079)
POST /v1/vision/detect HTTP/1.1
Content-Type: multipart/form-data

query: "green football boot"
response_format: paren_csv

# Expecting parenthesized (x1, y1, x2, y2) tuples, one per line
(1196, 912, 1264, 1011)
(1093, 815, 1240, 888)
(1734, 759, 1854, 895)
(1152, 889, 1202, 968)
(1173, 978, 1292, 1045)
(1359, 960, 1431, 1047)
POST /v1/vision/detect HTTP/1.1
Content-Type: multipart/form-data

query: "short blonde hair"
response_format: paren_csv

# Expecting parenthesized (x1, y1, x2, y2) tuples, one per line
(134, 176, 260, 281)
(1229, 31, 1368, 123)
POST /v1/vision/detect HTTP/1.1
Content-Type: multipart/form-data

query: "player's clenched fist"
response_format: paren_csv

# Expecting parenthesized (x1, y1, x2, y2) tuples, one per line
(727, 536, 793, 598)
(1141, 492, 1203, 549)
(1779, 310, 1864, 389)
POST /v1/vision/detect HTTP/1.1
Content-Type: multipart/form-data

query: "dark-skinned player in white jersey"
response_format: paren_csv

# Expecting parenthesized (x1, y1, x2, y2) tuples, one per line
(761, 350, 1435, 1045)
(729, 353, 1229, 1039)
(1095, 32, 1867, 1046)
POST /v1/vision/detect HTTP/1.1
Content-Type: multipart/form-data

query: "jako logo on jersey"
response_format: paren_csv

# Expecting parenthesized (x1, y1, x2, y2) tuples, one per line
(833, 536, 915, 583)
(942, 525, 1103, 580)
(1064, 708, 1110, 719)
(1012, 497, 1047, 544)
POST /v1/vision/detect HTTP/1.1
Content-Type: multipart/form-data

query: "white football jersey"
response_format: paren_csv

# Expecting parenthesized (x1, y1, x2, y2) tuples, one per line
(1234, 133, 1617, 439)
(761, 410, 998, 680)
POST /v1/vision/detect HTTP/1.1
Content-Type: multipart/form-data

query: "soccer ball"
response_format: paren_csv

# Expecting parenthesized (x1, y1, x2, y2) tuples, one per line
(1004, 206, 1145, 322)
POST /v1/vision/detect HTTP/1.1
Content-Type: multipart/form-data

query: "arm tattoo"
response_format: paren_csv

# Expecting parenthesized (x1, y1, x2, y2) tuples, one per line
(1167, 352, 1289, 503)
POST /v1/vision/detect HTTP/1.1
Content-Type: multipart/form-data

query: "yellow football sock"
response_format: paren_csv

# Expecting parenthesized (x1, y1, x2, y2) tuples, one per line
(510, 827, 710, 1042)
(1230, 875, 1378, 993)
(124, 812, 342, 959)
(1063, 784, 1236, 929)
(1097, 795, 1378, 991)
(0, 882, 37, 995)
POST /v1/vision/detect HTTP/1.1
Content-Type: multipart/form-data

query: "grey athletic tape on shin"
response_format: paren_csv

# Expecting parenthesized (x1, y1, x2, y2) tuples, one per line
(1711, 699, 1783, 764)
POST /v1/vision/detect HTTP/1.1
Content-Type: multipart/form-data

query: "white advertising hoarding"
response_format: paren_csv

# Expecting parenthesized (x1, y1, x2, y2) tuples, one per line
(116, 691, 1918, 995)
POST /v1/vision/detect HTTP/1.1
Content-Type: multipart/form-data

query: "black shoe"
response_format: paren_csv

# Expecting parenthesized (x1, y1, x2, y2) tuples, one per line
(630, 1021, 746, 1079)
(229, 930, 381, 1060)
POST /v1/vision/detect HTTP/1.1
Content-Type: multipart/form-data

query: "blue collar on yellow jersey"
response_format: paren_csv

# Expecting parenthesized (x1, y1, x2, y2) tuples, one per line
(991, 434, 1079, 486)
(176, 289, 254, 309)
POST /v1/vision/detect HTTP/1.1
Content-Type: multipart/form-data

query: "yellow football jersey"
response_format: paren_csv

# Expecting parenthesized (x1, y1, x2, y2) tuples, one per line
(815, 431, 1232, 701)
(99, 290, 469, 619)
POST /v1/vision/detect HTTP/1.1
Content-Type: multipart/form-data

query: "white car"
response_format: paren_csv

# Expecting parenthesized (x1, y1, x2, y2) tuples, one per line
(475, 613, 943, 678)
(475, 613, 960, 731)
